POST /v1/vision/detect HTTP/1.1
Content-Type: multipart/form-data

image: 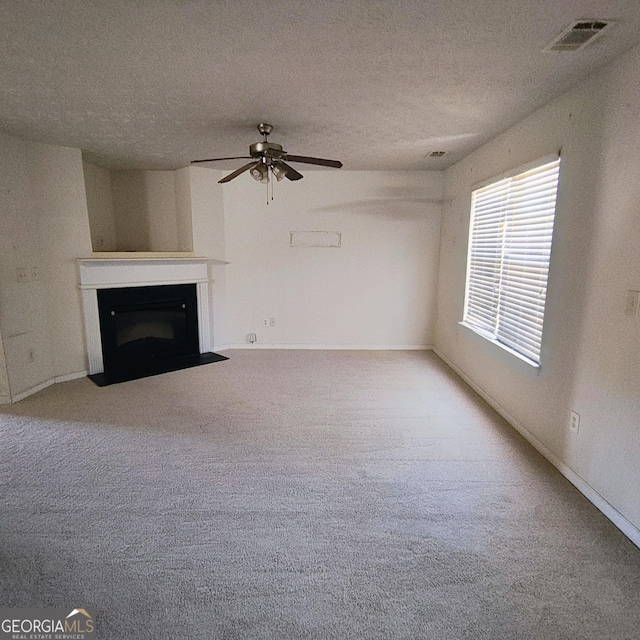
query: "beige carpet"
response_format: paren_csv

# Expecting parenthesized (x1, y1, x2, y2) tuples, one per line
(1, 350, 639, 639)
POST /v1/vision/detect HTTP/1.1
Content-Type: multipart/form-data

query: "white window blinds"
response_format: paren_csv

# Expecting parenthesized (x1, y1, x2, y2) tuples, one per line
(463, 158, 560, 365)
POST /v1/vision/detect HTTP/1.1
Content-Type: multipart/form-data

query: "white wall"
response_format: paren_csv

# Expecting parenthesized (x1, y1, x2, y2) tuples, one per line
(28, 143, 93, 379)
(569, 46, 640, 529)
(0, 132, 55, 397)
(106, 169, 190, 252)
(111, 169, 180, 251)
(83, 161, 117, 251)
(145, 171, 178, 251)
(223, 170, 442, 347)
(435, 43, 640, 534)
(111, 170, 150, 250)
(188, 167, 228, 348)
(0, 134, 91, 399)
(175, 167, 194, 252)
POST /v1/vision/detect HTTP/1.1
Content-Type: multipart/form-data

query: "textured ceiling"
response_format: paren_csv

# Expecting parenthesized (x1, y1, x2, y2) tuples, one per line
(1, 0, 639, 171)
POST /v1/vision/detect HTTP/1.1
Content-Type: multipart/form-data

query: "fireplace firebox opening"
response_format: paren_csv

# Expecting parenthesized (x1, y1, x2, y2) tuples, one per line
(98, 284, 199, 371)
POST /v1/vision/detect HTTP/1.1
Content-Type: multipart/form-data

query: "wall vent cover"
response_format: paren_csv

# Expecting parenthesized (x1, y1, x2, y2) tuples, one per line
(290, 231, 341, 248)
(544, 20, 614, 52)
(428, 151, 447, 158)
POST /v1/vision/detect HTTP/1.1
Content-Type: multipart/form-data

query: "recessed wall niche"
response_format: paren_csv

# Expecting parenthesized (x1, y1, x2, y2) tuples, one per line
(82, 161, 193, 253)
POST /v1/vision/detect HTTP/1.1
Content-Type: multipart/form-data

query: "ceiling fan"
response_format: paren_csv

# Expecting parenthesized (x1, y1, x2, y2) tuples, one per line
(191, 123, 343, 185)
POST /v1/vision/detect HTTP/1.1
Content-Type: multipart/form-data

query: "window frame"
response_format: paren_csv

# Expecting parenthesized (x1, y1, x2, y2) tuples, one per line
(460, 153, 561, 369)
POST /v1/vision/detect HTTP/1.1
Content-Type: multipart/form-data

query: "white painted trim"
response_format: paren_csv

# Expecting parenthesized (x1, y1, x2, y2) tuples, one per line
(87, 252, 228, 264)
(77, 258, 210, 289)
(433, 347, 640, 549)
(11, 380, 54, 403)
(229, 344, 432, 350)
(54, 370, 88, 384)
(213, 345, 231, 352)
(81, 288, 104, 375)
(88, 251, 197, 259)
(196, 282, 211, 353)
(78, 258, 212, 374)
(79, 278, 208, 290)
(10, 370, 89, 403)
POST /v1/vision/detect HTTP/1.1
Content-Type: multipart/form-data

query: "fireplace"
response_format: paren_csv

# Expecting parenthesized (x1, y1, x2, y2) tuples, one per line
(98, 284, 199, 372)
(78, 256, 228, 385)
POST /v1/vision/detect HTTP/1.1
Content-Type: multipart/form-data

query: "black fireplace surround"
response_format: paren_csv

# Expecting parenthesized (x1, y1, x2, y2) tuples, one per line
(89, 283, 227, 386)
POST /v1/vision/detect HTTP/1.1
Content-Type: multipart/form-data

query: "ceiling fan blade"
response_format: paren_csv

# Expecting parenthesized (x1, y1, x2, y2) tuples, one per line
(191, 156, 252, 164)
(218, 161, 259, 184)
(282, 154, 343, 169)
(275, 160, 303, 181)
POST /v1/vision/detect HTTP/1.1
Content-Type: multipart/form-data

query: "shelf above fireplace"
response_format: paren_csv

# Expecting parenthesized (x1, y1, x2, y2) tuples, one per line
(86, 251, 229, 264)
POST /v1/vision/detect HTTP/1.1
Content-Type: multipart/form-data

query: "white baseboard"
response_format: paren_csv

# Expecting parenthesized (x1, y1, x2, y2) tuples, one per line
(11, 379, 55, 403)
(10, 370, 88, 404)
(54, 370, 88, 384)
(433, 348, 640, 548)
(212, 345, 231, 352)
(229, 344, 432, 350)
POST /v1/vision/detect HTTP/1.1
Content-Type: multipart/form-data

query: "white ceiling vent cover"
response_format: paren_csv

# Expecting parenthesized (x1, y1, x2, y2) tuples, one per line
(544, 20, 615, 52)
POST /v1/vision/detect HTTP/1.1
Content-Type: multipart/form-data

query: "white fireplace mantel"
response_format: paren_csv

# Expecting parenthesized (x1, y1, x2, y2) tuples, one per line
(78, 255, 226, 375)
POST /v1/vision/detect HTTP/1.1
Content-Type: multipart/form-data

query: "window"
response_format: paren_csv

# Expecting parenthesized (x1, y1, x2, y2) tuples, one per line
(462, 157, 561, 366)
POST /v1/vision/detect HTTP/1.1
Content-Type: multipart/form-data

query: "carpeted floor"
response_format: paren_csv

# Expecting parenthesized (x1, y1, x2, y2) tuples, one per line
(1, 350, 639, 639)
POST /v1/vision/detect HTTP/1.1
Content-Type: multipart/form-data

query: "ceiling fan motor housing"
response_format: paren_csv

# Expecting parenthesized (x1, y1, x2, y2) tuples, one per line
(250, 141, 284, 158)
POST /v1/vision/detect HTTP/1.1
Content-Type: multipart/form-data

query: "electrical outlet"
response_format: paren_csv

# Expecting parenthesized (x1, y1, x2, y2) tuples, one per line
(625, 290, 639, 316)
(17, 268, 29, 283)
(569, 410, 580, 434)
(269, 317, 276, 327)
(262, 319, 269, 327)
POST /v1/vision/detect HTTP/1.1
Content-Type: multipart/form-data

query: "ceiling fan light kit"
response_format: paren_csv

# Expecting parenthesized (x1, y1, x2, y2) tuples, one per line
(250, 162, 268, 183)
(271, 163, 287, 182)
(191, 124, 343, 202)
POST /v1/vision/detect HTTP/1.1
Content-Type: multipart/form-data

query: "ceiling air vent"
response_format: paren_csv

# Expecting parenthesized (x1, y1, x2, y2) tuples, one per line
(428, 151, 447, 158)
(544, 20, 614, 52)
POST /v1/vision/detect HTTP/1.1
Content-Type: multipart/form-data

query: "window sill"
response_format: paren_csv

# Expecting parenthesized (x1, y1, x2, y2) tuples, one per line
(458, 322, 541, 374)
